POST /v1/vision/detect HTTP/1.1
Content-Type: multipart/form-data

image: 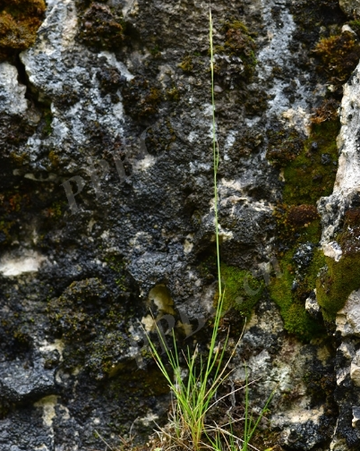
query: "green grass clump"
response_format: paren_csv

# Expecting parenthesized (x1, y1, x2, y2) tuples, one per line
(143, 10, 274, 451)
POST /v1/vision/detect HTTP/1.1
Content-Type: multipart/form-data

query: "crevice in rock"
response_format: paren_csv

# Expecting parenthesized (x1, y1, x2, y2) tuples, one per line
(15, 54, 52, 108)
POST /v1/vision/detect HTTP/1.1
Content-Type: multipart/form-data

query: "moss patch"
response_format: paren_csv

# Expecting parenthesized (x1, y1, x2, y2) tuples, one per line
(267, 118, 336, 338)
(266, 102, 341, 333)
(221, 21, 257, 77)
(317, 255, 360, 320)
(269, 197, 326, 341)
(121, 77, 162, 120)
(179, 55, 194, 73)
(0, 0, 46, 61)
(212, 19, 257, 88)
(316, 207, 360, 320)
(269, 246, 326, 340)
(220, 264, 264, 317)
(313, 31, 360, 85)
(271, 120, 339, 205)
(78, 2, 124, 50)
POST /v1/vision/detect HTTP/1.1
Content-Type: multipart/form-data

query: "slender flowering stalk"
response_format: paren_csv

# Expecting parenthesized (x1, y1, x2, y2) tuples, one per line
(209, 9, 222, 300)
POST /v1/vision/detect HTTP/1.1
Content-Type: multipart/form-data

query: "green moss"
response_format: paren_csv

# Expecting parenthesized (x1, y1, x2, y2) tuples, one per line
(269, 247, 326, 341)
(317, 254, 360, 320)
(274, 204, 321, 246)
(269, 201, 327, 340)
(267, 126, 304, 167)
(267, 110, 341, 334)
(222, 21, 257, 76)
(282, 121, 339, 205)
(166, 86, 180, 101)
(267, 120, 340, 206)
(43, 110, 53, 136)
(348, 20, 360, 39)
(179, 55, 194, 72)
(211, 20, 257, 83)
(316, 208, 360, 319)
(220, 264, 264, 317)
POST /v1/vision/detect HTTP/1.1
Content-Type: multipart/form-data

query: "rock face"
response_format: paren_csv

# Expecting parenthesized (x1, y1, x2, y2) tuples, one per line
(1, 0, 360, 449)
(339, 0, 360, 17)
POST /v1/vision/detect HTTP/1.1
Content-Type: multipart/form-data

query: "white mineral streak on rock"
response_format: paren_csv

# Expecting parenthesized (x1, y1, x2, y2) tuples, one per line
(34, 396, 71, 451)
(0, 62, 28, 115)
(337, 367, 350, 385)
(20, 0, 131, 158)
(257, 0, 311, 133)
(318, 61, 360, 250)
(305, 295, 321, 316)
(21, 0, 79, 93)
(338, 341, 355, 359)
(334, 63, 360, 196)
(350, 350, 360, 387)
(38, 339, 65, 362)
(336, 289, 360, 337)
(0, 250, 48, 276)
(323, 241, 343, 261)
(133, 154, 156, 172)
(98, 51, 134, 81)
(34, 396, 58, 428)
(122, 0, 139, 18)
(352, 406, 360, 427)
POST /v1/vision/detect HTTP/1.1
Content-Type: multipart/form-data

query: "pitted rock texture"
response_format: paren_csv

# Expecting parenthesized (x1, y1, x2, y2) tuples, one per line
(339, 0, 360, 17)
(0, 0, 358, 449)
(334, 290, 360, 449)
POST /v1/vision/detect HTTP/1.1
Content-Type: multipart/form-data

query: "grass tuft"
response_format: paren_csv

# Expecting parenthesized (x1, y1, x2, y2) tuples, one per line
(143, 9, 274, 451)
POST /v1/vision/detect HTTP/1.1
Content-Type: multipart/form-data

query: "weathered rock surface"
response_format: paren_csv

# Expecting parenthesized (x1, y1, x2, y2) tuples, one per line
(339, 0, 360, 17)
(0, 0, 360, 449)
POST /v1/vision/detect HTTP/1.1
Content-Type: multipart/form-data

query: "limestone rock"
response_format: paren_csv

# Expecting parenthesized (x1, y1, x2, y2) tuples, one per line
(336, 290, 360, 337)
(0, 0, 358, 449)
(339, 0, 360, 17)
(350, 351, 360, 387)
